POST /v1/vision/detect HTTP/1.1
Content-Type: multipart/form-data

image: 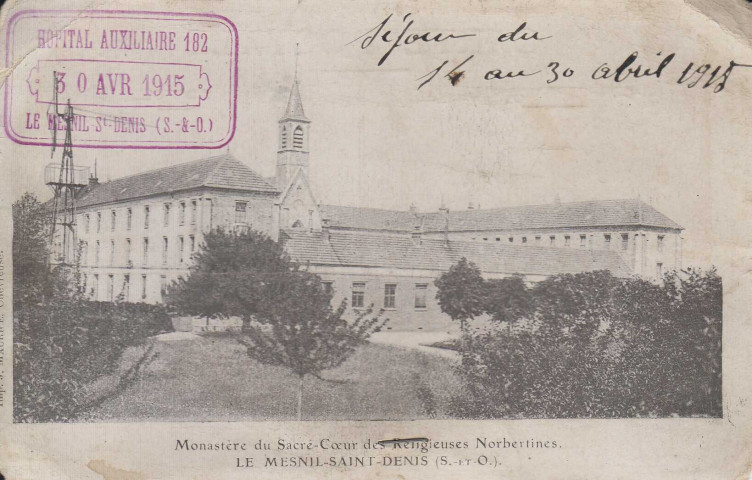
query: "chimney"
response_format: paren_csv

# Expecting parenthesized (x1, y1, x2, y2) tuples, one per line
(438, 205, 450, 246)
(88, 174, 99, 186)
(411, 225, 422, 246)
(321, 218, 331, 243)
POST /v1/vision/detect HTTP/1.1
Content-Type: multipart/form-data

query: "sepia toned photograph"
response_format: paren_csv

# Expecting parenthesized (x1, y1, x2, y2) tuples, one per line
(3, 1, 751, 478)
(12, 60, 721, 424)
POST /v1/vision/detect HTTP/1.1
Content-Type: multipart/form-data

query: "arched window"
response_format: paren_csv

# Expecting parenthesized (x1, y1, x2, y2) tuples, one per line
(280, 126, 287, 148)
(293, 126, 304, 148)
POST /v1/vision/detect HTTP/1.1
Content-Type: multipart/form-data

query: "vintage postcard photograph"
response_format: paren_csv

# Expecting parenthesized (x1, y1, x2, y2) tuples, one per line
(1, 0, 751, 478)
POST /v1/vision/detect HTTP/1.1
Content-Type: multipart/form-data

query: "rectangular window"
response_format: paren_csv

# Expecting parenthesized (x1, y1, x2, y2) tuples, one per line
(604, 234, 611, 249)
(97, 212, 102, 233)
(125, 238, 131, 264)
(580, 234, 587, 248)
(126, 208, 132, 231)
(179, 236, 185, 264)
(351, 282, 365, 308)
(657, 235, 665, 253)
(108, 274, 114, 302)
(656, 262, 663, 277)
(621, 233, 629, 251)
(208, 199, 213, 229)
(164, 203, 171, 227)
(144, 205, 150, 229)
(189, 235, 195, 252)
(142, 238, 149, 266)
(191, 200, 197, 225)
(235, 201, 248, 224)
(109, 240, 115, 266)
(162, 237, 168, 265)
(508, 236, 514, 243)
(522, 237, 527, 244)
(495, 237, 500, 242)
(141, 275, 147, 300)
(535, 236, 542, 245)
(179, 202, 186, 225)
(414, 284, 428, 309)
(92, 274, 99, 300)
(123, 275, 130, 301)
(549, 235, 556, 246)
(95, 241, 100, 265)
(85, 214, 90, 233)
(160, 275, 168, 299)
(322, 281, 334, 296)
(111, 210, 116, 232)
(384, 284, 397, 309)
(81, 242, 88, 266)
(564, 235, 571, 247)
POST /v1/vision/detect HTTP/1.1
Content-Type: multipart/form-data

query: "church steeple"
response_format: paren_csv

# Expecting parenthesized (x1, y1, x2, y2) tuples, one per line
(281, 77, 309, 123)
(277, 51, 311, 188)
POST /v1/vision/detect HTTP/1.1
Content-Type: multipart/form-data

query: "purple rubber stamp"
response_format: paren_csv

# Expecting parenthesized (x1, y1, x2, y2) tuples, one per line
(4, 10, 238, 149)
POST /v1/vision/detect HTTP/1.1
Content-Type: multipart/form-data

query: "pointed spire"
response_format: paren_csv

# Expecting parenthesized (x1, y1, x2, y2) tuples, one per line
(280, 43, 309, 122)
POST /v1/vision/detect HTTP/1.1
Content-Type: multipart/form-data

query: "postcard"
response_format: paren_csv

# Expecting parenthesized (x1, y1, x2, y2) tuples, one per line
(1, 0, 751, 478)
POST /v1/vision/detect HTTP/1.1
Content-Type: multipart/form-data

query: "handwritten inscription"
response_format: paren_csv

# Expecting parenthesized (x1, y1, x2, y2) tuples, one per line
(350, 12, 752, 94)
(349, 13, 475, 66)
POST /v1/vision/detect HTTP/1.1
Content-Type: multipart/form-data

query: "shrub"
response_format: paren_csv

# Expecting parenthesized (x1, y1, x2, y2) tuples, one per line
(448, 269, 722, 418)
(14, 298, 172, 422)
(434, 257, 486, 330)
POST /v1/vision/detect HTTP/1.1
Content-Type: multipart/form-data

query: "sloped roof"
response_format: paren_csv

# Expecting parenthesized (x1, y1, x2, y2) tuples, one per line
(319, 205, 423, 232)
(281, 230, 632, 277)
(426, 199, 683, 231)
(74, 155, 278, 208)
(280, 80, 309, 123)
(320, 199, 682, 233)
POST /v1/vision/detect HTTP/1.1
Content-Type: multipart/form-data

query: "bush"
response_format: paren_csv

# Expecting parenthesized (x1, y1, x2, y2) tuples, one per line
(14, 298, 172, 422)
(448, 269, 722, 418)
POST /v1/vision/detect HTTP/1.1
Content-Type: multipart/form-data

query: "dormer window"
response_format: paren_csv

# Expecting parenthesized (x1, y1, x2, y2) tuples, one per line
(293, 126, 304, 148)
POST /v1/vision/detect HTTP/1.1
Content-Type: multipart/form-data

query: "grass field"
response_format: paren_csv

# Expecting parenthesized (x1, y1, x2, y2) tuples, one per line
(85, 333, 461, 422)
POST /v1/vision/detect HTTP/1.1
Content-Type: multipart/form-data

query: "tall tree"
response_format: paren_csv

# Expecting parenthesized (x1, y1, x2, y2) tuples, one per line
(167, 228, 385, 419)
(434, 257, 486, 330)
(12, 193, 51, 302)
(166, 228, 292, 330)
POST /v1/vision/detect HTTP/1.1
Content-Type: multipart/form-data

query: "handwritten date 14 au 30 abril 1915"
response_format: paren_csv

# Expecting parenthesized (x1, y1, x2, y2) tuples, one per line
(349, 12, 752, 93)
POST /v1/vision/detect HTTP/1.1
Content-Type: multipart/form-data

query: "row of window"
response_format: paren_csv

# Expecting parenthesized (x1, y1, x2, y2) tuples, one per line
(86, 273, 169, 302)
(81, 235, 197, 267)
(82, 199, 210, 234)
(330, 281, 429, 310)
(472, 233, 666, 252)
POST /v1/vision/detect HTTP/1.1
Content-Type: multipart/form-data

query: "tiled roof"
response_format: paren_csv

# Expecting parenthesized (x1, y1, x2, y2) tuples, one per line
(320, 199, 682, 232)
(319, 205, 422, 232)
(281, 230, 632, 277)
(74, 155, 278, 208)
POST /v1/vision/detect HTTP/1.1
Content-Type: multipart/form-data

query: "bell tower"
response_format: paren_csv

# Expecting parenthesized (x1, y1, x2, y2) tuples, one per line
(277, 69, 310, 188)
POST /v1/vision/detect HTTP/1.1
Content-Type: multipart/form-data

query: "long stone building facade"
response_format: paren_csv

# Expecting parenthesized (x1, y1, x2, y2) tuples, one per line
(53, 76, 684, 324)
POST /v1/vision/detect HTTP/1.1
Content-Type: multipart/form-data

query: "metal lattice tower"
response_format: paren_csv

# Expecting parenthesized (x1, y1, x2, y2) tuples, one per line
(46, 71, 88, 265)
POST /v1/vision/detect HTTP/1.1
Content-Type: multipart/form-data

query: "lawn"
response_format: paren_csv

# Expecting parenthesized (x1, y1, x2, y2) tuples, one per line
(84, 333, 461, 422)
